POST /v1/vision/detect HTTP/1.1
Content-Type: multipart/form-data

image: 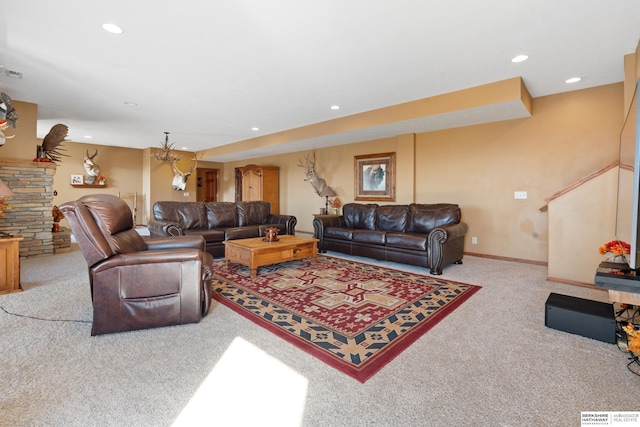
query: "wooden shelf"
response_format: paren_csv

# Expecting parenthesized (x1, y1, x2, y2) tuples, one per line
(71, 184, 107, 188)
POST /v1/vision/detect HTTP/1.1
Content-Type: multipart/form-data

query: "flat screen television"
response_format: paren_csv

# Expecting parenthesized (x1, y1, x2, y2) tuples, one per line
(594, 80, 640, 291)
(616, 78, 640, 269)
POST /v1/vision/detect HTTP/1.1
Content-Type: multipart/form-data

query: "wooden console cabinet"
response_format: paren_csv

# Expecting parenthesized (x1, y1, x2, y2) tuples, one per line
(241, 165, 280, 214)
(0, 235, 23, 294)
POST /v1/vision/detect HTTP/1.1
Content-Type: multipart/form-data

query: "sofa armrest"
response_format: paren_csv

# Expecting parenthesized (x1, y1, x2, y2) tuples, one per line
(431, 222, 468, 242)
(145, 235, 206, 252)
(94, 248, 205, 270)
(267, 214, 297, 235)
(427, 222, 468, 275)
(147, 218, 184, 237)
(313, 215, 347, 252)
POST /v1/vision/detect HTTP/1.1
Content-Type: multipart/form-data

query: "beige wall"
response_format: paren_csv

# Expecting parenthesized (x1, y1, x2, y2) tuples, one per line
(0, 105, 145, 227)
(225, 84, 621, 270)
(548, 167, 620, 284)
(0, 81, 626, 285)
(0, 100, 37, 159)
(415, 83, 622, 264)
(52, 142, 144, 223)
(221, 136, 415, 235)
(0, 113, 223, 225)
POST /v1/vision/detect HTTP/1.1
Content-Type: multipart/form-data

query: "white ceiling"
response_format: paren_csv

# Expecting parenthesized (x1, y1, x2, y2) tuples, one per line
(1, 0, 639, 162)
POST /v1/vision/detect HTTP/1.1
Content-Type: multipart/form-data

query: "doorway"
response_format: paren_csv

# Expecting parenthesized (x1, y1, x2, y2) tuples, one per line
(197, 168, 219, 202)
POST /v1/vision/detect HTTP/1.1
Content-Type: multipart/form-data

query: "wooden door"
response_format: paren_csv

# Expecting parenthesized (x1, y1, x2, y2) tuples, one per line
(204, 170, 218, 202)
(197, 168, 219, 203)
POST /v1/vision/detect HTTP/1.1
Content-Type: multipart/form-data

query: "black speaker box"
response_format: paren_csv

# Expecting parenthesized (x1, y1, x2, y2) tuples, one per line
(544, 293, 616, 344)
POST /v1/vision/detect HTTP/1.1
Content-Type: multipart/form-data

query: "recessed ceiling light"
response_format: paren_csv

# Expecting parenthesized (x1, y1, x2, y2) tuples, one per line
(330, 105, 340, 110)
(252, 127, 260, 131)
(511, 54, 529, 63)
(102, 23, 124, 34)
(84, 135, 92, 139)
(565, 77, 582, 84)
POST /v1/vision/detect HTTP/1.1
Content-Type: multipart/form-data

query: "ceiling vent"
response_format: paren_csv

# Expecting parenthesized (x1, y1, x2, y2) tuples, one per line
(5, 69, 23, 79)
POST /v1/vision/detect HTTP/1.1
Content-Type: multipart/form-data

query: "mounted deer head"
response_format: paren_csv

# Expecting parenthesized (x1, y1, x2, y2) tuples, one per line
(297, 150, 327, 196)
(83, 149, 100, 183)
(0, 92, 17, 148)
(171, 156, 198, 191)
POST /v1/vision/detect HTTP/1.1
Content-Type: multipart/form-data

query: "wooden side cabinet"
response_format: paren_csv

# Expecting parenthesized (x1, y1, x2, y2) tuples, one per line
(0, 235, 23, 295)
(241, 165, 280, 215)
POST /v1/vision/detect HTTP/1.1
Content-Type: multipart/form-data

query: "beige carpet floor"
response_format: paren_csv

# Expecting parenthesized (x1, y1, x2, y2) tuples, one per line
(1, 245, 638, 427)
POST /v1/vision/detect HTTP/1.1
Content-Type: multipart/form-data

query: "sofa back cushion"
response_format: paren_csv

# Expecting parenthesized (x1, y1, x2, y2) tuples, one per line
(204, 202, 237, 229)
(237, 201, 270, 226)
(342, 203, 377, 230)
(376, 205, 410, 232)
(409, 203, 461, 233)
(153, 201, 208, 229)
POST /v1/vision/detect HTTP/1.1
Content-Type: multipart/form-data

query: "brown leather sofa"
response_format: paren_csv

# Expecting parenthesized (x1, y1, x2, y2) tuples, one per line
(313, 203, 467, 275)
(147, 200, 297, 258)
(61, 194, 213, 336)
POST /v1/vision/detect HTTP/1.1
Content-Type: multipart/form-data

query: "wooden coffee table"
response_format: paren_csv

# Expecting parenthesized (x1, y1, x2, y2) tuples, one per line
(224, 235, 319, 278)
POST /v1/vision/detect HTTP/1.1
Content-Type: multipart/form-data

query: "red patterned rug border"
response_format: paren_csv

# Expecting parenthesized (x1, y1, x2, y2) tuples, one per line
(211, 255, 481, 382)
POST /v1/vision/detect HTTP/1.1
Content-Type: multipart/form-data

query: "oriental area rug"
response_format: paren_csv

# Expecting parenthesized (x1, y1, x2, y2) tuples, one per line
(210, 255, 481, 382)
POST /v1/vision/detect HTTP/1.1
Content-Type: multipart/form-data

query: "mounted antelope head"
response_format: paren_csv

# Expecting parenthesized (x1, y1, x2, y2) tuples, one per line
(298, 150, 327, 196)
(171, 156, 198, 191)
(83, 149, 100, 183)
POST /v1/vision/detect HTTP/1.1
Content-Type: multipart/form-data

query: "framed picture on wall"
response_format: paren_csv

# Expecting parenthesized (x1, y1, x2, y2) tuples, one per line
(71, 174, 83, 185)
(354, 152, 396, 201)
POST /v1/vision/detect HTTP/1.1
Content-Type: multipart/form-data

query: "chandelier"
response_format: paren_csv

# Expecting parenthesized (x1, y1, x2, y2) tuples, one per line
(152, 132, 182, 162)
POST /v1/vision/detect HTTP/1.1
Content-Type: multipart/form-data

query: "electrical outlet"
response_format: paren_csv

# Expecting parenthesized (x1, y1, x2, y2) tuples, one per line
(514, 191, 527, 199)
(471, 237, 478, 245)
(183, 192, 189, 197)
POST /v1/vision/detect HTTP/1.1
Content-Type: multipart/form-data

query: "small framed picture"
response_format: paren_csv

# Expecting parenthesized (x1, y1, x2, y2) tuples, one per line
(71, 174, 83, 185)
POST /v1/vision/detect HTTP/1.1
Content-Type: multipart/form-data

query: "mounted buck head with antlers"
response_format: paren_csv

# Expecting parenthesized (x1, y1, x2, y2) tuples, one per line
(171, 156, 198, 191)
(298, 150, 327, 196)
(83, 149, 100, 184)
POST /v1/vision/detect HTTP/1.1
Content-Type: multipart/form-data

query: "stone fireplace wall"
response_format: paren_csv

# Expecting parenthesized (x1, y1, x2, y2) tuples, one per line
(0, 159, 56, 257)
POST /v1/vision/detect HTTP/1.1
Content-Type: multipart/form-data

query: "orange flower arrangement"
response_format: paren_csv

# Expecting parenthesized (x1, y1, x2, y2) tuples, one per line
(623, 323, 640, 356)
(599, 240, 631, 256)
(52, 205, 64, 223)
(0, 197, 10, 218)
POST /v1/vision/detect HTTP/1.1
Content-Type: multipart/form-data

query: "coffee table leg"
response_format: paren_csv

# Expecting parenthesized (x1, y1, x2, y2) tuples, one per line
(250, 268, 257, 278)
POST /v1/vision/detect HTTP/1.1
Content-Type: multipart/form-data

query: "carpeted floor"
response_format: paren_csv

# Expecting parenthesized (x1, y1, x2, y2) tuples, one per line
(1, 245, 640, 426)
(211, 255, 480, 382)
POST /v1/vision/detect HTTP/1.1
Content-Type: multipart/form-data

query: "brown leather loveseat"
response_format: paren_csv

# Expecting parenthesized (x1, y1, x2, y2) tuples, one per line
(313, 203, 467, 275)
(148, 200, 297, 258)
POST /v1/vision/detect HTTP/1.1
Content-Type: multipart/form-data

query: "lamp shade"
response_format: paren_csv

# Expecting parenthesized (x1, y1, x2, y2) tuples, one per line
(0, 178, 14, 197)
(319, 186, 336, 197)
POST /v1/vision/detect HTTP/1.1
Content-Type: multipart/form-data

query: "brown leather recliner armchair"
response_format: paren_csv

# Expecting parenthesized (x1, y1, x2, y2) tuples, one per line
(60, 194, 212, 336)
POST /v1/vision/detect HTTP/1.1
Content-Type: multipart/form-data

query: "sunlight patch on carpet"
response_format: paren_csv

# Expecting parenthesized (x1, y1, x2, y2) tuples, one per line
(172, 336, 308, 427)
(211, 255, 480, 382)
